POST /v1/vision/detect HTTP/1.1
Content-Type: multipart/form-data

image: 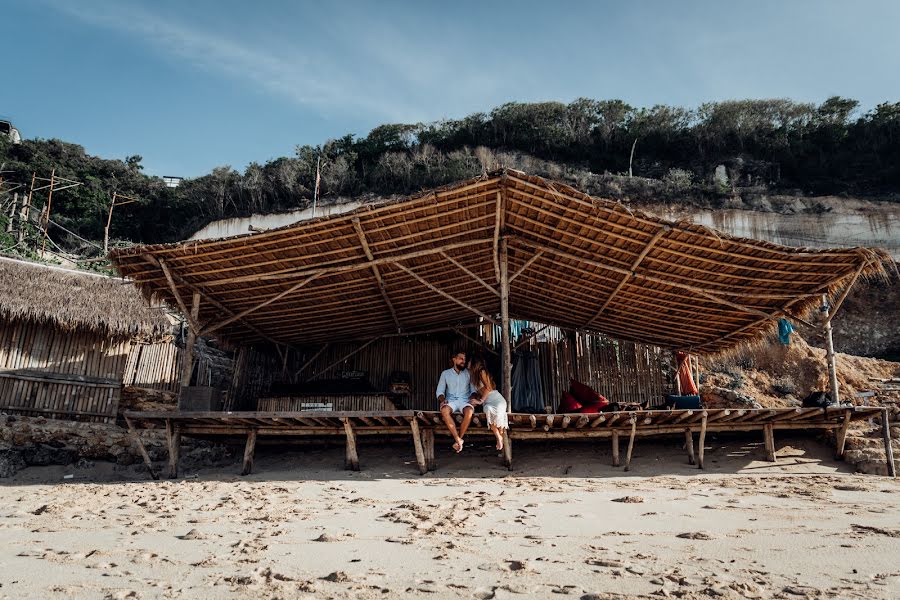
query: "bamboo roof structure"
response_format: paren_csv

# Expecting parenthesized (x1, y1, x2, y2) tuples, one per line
(0, 256, 172, 339)
(109, 170, 893, 354)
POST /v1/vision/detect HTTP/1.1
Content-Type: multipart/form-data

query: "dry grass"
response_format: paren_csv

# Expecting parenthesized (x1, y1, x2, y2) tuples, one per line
(0, 257, 171, 339)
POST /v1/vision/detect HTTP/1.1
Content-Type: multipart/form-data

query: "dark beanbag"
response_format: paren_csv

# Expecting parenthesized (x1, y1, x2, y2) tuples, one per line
(558, 391, 582, 413)
(665, 394, 703, 410)
(569, 379, 610, 407)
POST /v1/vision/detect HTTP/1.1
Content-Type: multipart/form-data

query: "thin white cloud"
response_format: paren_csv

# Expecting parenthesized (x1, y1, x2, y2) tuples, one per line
(39, 0, 423, 121)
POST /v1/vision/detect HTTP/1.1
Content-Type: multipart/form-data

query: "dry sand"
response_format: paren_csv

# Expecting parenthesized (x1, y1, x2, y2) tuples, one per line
(1, 435, 899, 599)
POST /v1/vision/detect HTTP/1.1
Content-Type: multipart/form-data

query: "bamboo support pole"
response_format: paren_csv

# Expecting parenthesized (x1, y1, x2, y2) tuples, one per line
(124, 416, 158, 480)
(883, 408, 896, 478)
(834, 411, 851, 460)
(353, 217, 403, 332)
(824, 262, 867, 325)
(492, 191, 502, 284)
(821, 295, 841, 405)
(439, 250, 500, 297)
(500, 238, 512, 409)
(502, 430, 513, 470)
(422, 428, 436, 471)
(241, 428, 258, 475)
(509, 250, 543, 283)
(697, 412, 708, 469)
(165, 419, 180, 479)
(409, 419, 427, 475)
(763, 423, 776, 462)
(342, 418, 360, 471)
(684, 428, 696, 465)
(611, 430, 620, 467)
(623, 417, 637, 471)
(394, 263, 497, 324)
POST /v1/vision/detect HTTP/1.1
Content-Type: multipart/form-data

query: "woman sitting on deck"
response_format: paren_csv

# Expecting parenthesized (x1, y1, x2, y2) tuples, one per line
(469, 357, 509, 451)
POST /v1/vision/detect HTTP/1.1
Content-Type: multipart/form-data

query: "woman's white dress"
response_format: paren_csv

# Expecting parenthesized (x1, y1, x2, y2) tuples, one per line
(482, 389, 509, 430)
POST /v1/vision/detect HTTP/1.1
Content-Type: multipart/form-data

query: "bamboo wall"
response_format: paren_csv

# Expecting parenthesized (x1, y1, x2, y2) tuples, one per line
(122, 341, 182, 392)
(0, 320, 131, 422)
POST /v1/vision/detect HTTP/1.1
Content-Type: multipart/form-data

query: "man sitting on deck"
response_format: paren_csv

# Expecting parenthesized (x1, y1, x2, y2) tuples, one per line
(436, 350, 479, 453)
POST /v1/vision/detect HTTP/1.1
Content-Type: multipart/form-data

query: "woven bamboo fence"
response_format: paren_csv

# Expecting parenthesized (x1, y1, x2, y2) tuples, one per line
(0, 320, 130, 422)
(122, 341, 182, 392)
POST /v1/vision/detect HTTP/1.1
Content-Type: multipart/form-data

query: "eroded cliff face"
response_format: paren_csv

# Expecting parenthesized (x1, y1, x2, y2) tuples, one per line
(657, 197, 899, 359)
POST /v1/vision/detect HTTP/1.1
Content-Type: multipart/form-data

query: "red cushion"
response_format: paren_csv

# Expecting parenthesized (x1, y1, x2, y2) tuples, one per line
(558, 391, 582, 413)
(578, 405, 601, 414)
(569, 379, 609, 406)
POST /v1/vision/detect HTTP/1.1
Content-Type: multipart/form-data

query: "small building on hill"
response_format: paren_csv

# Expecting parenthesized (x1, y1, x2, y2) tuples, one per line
(0, 257, 174, 422)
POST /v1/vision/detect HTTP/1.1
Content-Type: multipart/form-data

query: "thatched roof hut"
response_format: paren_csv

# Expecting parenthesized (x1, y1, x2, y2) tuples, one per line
(109, 169, 893, 355)
(0, 256, 171, 339)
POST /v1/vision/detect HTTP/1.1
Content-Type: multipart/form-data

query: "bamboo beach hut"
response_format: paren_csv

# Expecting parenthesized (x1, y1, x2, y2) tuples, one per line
(0, 257, 173, 422)
(110, 170, 896, 475)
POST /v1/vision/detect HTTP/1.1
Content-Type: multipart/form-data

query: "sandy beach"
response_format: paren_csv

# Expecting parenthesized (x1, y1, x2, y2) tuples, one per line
(1, 434, 899, 599)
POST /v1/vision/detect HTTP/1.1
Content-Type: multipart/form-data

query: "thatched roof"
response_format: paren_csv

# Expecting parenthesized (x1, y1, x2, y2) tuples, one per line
(0, 257, 172, 339)
(109, 170, 893, 354)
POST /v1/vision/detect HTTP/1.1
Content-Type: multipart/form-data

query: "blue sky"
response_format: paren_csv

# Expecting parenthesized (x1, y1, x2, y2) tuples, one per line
(3, 0, 900, 177)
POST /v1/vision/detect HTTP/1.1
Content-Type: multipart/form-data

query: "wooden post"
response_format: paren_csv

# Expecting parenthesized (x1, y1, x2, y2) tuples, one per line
(684, 428, 696, 465)
(241, 429, 258, 476)
(165, 419, 180, 479)
(40, 168, 55, 258)
(697, 412, 708, 469)
(124, 416, 159, 480)
(4, 192, 16, 233)
(342, 418, 360, 471)
(882, 408, 896, 478)
(821, 295, 841, 405)
(566, 330, 579, 383)
(502, 431, 512, 470)
(623, 418, 637, 472)
(409, 419, 427, 475)
(500, 238, 512, 408)
(421, 428, 436, 471)
(179, 292, 201, 408)
(835, 411, 851, 459)
(763, 423, 776, 462)
(611, 430, 620, 467)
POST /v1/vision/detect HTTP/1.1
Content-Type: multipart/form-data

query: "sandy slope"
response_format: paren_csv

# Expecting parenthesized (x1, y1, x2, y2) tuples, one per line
(1, 436, 899, 599)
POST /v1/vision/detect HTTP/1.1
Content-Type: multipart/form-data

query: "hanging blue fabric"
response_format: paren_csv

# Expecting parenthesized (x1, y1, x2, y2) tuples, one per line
(778, 318, 794, 345)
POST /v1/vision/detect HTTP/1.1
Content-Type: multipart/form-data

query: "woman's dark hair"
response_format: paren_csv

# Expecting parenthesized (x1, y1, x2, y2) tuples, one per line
(469, 356, 494, 390)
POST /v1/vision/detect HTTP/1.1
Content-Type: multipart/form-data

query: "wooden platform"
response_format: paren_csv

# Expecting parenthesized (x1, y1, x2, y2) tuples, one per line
(123, 406, 895, 479)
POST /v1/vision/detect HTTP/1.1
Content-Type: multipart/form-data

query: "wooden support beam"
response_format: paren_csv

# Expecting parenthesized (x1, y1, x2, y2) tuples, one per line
(763, 423, 776, 462)
(611, 430, 620, 467)
(342, 418, 360, 471)
(124, 416, 158, 480)
(697, 412, 708, 469)
(824, 261, 867, 325)
(585, 227, 667, 327)
(410, 419, 427, 475)
(201, 272, 320, 336)
(500, 238, 513, 409)
(421, 428, 436, 471)
(165, 419, 180, 479)
(141, 255, 285, 348)
(623, 417, 638, 472)
(394, 263, 497, 324)
(515, 240, 821, 325)
(492, 191, 502, 284)
(180, 292, 201, 394)
(509, 251, 543, 284)
(821, 295, 841, 405)
(835, 411, 851, 460)
(440, 251, 500, 297)
(684, 428, 696, 465)
(502, 430, 513, 470)
(883, 408, 896, 478)
(241, 428, 258, 475)
(353, 217, 403, 332)
(294, 343, 329, 380)
(157, 258, 200, 332)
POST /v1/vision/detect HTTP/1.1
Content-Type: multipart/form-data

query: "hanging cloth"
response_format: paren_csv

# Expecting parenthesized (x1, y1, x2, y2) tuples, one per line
(778, 318, 794, 346)
(675, 351, 699, 395)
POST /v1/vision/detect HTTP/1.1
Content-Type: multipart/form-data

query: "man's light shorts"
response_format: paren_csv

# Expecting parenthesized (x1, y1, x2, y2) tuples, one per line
(444, 398, 474, 414)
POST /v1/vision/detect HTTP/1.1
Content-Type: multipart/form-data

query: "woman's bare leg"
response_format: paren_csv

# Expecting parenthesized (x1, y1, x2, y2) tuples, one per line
(490, 423, 504, 450)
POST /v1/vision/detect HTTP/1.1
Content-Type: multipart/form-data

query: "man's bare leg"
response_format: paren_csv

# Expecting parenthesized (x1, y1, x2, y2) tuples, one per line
(440, 405, 463, 452)
(458, 406, 475, 443)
